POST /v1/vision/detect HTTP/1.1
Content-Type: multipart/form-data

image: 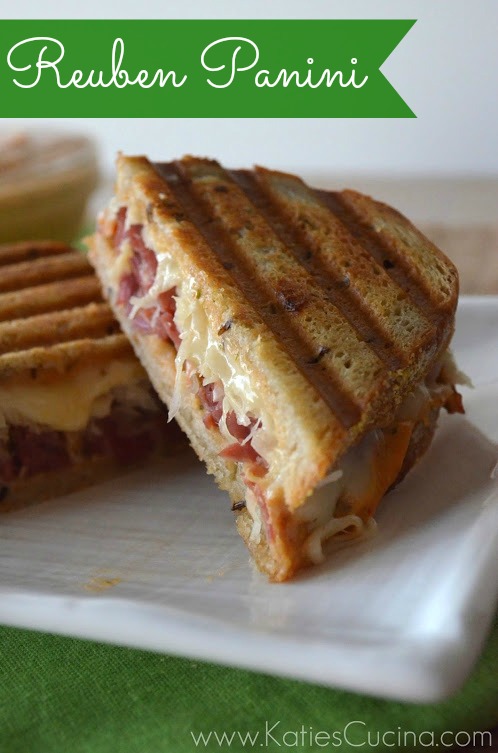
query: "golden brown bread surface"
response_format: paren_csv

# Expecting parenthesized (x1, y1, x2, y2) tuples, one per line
(0, 275, 103, 323)
(0, 239, 70, 266)
(89, 155, 460, 581)
(0, 243, 136, 382)
(0, 250, 92, 294)
(0, 302, 117, 355)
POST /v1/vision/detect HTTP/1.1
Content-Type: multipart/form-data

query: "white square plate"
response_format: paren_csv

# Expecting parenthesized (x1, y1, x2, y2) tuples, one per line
(0, 296, 497, 702)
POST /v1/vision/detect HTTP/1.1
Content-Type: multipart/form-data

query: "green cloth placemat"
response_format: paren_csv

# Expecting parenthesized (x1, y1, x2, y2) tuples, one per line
(1, 620, 497, 753)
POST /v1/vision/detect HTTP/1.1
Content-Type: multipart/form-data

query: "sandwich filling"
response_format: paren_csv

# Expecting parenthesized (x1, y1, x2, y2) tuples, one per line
(101, 204, 465, 566)
(0, 377, 168, 494)
(106, 206, 273, 472)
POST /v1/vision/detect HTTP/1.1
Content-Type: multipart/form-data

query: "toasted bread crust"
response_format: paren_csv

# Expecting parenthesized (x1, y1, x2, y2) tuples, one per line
(0, 302, 117, 355)
(0, 250, 93, 294)
(0, 244, 139, 382)
(0, 240, 70, 266)
(0, 241, 137, 380)
(338, 189, 459, 316)
(0, 332, 136, 383)
(0, 275, 103, 322)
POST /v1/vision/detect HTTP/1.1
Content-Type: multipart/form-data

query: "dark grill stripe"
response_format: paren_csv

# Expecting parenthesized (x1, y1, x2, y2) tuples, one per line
(0, 252, 93, 295)
(0, 276, 102, 323)
(315, 190, 441, 324)
(0, 303, 118, 355)
(231, 169, 404, 371)
(0, 241, 71, 269)
(153, 161, 362, 429)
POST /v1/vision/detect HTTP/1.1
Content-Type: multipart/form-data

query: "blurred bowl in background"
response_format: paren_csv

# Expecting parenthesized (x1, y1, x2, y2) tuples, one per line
(0, 131, 99, 244)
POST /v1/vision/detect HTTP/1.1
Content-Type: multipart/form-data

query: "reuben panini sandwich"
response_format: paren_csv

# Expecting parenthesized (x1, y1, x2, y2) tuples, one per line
(0, 240, 178, 510)
(89, 155, 466, 581)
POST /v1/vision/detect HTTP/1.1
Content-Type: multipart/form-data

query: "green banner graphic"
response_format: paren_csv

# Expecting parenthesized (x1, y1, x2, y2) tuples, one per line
(0, 20, 416, 117)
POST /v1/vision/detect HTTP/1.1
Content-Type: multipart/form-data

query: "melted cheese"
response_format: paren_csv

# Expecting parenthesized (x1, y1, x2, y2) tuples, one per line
(238, 428, 388, 557)
(126, 228, 276, 459)
(297, 422, 413, 563)
(0, 360, 146, 432)
(439, 349, 472, 388)
(305, 514, 368, 564)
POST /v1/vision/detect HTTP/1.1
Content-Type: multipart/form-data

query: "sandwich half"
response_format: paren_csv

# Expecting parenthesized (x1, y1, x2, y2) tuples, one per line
(0, 240, 180, 511)
(89, 155, 466, 581)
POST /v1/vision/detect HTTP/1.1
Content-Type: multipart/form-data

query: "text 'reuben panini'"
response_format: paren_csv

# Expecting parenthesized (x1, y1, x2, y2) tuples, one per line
(7, 37, 369, 91)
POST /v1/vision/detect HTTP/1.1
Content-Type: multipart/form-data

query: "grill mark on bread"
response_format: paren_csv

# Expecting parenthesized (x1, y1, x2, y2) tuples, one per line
(153, 160, 362, 428)
(315, 190, 448, 324)
(0, 242, 140, 394)
(0, 333, 134, 381)
(0, 251, 93, 294)
(0, 303, 117, 355)
(230, 169, 405, 370)
(0, 241, 71, 268)
(0, 275, 103, 322)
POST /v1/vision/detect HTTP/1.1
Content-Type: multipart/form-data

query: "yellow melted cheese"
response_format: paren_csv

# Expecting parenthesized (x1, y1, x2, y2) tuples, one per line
(0, 360, 146, 432)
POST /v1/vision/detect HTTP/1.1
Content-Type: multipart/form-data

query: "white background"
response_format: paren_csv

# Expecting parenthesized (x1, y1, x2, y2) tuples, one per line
(1, 0, 497, 178)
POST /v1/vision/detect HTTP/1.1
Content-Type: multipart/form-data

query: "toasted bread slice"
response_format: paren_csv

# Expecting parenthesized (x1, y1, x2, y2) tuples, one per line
(0, 241, 180, 510)
(89, 155, 463, 580)
(0, 249, 92, 294)
(0, 275, 102, 322)
(0, 302, 117, 355)
(0, 239, 70, 266)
